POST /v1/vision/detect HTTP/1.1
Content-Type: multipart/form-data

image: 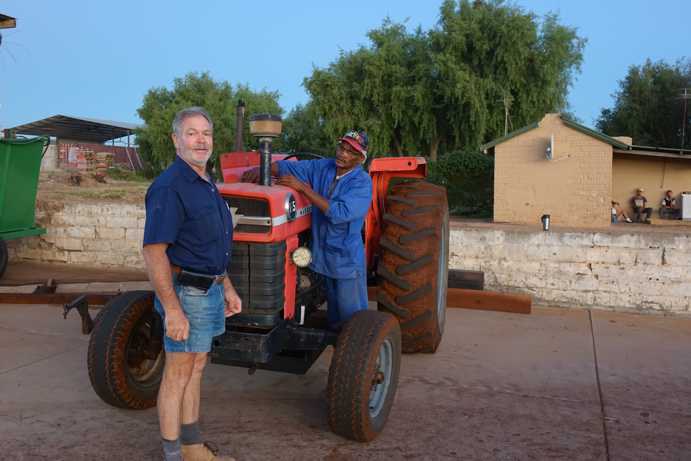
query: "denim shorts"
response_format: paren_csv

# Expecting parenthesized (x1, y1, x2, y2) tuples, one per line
(154, 280, 225, 353)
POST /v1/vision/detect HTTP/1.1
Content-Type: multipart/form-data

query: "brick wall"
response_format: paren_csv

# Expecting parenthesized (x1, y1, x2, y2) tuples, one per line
(57, 142, 143, 171)
(493, 114, 612, 228)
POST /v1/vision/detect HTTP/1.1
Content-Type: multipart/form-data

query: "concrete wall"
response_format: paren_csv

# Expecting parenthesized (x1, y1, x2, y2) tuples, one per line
(7, 202, 145, 269)
(451, 224, 691, 314)
(612, 153, 691, 216)
(493, 114, 613, 228)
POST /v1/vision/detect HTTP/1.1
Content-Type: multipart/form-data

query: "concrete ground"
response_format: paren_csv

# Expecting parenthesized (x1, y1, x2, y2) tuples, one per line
(1, 288, 690, 460)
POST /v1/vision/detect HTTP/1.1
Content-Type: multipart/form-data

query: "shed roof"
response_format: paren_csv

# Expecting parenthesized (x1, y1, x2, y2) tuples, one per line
(0, 14, 16, 29)
(6, 115, 141, 143)
(480, 114, 630, 151)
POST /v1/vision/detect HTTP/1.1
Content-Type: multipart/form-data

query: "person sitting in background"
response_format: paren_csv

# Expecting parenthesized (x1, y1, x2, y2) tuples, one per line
(611, 201, 632, 223)
(659, 190, 680, 219)
(631, 188, 653, 224)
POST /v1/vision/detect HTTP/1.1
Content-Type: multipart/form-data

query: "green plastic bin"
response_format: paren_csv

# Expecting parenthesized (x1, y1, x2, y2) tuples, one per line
(0, 137, 48, 277)
(0, 137, 47, 235)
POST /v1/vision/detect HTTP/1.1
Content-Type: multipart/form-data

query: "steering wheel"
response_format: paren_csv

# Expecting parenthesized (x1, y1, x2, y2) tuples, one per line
(282, 152, 325, 161)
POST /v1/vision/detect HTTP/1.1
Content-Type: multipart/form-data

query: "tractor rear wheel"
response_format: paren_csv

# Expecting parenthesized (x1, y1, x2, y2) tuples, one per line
(0, 239, 7, 278)
(377, 180, 449, 353)
(87, 291, 164, 409)
(327, 310, 401, 442)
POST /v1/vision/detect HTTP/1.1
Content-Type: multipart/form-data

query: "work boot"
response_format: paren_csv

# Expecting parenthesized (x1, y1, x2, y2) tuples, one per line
(181, 442, 235, 461)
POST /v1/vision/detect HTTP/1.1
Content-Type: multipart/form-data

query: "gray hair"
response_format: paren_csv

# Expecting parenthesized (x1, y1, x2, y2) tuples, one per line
(172, 107, 214, 136)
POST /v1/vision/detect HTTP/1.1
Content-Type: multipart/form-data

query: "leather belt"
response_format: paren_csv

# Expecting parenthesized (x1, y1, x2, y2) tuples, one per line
(171, 265, 226, 291)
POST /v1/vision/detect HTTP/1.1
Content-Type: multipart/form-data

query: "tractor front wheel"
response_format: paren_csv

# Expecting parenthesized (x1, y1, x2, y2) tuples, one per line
(327, 310, 401, 442)
(87, 291, 164, 409)
(377, 180, 449, 353)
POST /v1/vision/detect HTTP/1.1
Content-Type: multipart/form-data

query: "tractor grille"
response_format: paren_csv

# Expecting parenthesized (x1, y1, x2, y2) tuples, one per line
(224, 196, 270, 233)
(228, 242, 285, 326)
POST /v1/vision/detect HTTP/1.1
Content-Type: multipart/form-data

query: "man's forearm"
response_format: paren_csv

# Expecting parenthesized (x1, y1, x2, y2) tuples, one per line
(301, 186, 330, 213)
(142, 244, 182, 314)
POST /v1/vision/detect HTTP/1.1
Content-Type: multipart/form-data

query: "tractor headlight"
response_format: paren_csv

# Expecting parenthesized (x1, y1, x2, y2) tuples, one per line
(291, 247, 312, 268)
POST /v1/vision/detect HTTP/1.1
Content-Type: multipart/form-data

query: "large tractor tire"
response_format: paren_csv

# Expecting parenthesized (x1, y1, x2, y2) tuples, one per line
(87, 291, 164, 409)
(0, 239, 7, 279)
(327, 310, 401, 442)
(377, 180, 449, 353)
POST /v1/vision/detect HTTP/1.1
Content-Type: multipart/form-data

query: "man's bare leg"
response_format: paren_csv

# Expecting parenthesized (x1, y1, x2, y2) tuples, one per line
(181, 352, 208, 425)
(158, 351, 196, 440)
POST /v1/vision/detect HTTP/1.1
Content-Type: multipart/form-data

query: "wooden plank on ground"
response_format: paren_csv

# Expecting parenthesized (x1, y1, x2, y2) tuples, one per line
(447, 288, 531, 314)
(368, 287, 531, 315)
(0, 293, 115, 306)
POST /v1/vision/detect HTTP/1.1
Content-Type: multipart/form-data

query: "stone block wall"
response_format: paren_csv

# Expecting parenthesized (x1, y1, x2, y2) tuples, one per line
(9, 200, 691, 314)
(7, 201, 146, 269)
(451, 224, 691, 314)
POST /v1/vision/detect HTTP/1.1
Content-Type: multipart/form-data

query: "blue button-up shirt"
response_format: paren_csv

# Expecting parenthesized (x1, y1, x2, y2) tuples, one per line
(277, 158, 372, 279)
(143, 156, 233, 275)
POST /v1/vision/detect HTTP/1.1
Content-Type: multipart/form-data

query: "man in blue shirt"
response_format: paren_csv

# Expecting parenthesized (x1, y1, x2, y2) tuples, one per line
(143, 107, 240, 461)
(242, 131, 373, 331)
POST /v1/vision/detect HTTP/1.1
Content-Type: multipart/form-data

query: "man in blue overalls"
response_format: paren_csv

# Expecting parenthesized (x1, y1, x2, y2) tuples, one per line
(242, 131, 372, 330)
(143, 107, 240, 461)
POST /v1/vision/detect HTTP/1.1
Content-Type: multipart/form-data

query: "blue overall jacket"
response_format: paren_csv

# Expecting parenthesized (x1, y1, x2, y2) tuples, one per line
(277, 158, 372, 279)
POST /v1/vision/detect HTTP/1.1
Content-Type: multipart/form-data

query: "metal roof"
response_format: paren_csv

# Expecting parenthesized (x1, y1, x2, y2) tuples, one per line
(6, 115, 141, 143)
(0, 14, 17, 29)
(480, 114, 630, 151)
(614, 145, 691, 160)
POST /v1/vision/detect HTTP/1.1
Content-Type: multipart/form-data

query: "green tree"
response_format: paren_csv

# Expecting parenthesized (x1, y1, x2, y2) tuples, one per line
(282, 102, 333, 156)
(304, 0, 585, 160)
(136, 72, 282, 176)
(596, 59, 691, 148)
(427, 150, 494, 217)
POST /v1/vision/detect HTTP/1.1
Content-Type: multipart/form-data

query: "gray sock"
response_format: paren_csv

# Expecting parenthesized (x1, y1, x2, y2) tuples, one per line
(180, 421, 202, 445)
(162, 438, 182, 461)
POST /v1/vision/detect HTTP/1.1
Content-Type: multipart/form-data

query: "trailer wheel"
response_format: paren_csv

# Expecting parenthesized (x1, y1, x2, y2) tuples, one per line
(377, 180, 449, 353)
(87, 291, 164, 409)
(327, 310, 401, 442)
(0, 239, 7, 278)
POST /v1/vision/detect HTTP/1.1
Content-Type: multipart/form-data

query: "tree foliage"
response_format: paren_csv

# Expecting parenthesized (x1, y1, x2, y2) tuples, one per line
(282, 102, 334, 156)
(304, 0, 585, 160)
(596, 59, 691, 148)
(136, 72, 282, 176)
(427, 150, 493, 217)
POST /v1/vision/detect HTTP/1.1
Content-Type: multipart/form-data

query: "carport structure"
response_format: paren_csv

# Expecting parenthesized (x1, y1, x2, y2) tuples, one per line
(4, 115, 143, 170)
(5, 114, 138, 144)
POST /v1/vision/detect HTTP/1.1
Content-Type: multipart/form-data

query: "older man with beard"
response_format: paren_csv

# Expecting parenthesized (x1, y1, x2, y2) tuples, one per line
(143, 107, 240, 461)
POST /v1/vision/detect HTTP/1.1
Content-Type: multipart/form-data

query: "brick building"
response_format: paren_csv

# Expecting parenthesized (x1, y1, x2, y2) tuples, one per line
(481, 113, 691, 228)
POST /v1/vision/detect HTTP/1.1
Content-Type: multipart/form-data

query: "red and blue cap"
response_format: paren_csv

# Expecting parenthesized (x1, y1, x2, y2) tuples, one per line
(339, 130, 369, 160)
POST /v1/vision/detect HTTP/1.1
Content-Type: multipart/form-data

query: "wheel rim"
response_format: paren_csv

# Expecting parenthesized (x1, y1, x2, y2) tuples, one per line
(125, 311, 164, 383)
(369, 338, 393, 419)
(436, 212, 449, 334)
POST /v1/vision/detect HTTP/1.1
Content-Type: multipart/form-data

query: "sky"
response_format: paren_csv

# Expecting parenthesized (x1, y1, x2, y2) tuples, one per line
(1, 1, 689, 133)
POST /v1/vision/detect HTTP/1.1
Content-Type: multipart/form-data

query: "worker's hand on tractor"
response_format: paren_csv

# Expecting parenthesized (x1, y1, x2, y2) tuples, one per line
(224, 285, 242, 317)
(240, 167, 260, 183)
(165, 307, 190, 341)
(276, 175, 307, 192)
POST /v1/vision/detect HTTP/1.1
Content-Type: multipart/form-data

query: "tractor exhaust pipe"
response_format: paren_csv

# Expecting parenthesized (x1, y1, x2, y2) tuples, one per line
(234, 100, 246, 151)
(249, 114, 282, 187)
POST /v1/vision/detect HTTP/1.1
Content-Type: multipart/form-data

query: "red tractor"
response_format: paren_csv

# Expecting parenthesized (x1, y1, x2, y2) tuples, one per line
(86, 114, 449, 442)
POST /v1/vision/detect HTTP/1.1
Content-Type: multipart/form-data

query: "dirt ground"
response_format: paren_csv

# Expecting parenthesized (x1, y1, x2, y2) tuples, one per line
(37, 170, 150, 205)
(1, 279, 690, 460)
